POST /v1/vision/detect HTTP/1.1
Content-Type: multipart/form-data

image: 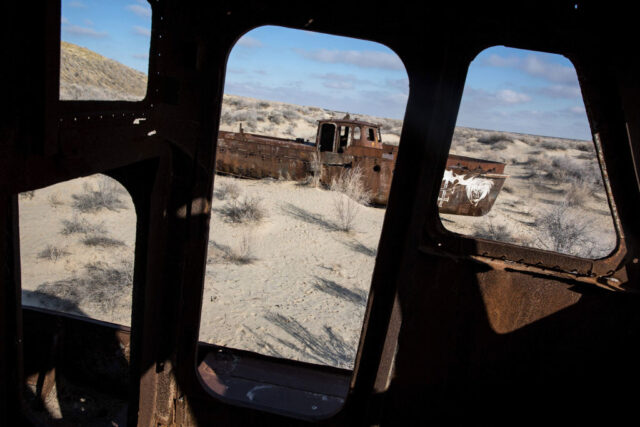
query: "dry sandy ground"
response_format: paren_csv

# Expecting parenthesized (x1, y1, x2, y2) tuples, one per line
(18, 97, 618, 370)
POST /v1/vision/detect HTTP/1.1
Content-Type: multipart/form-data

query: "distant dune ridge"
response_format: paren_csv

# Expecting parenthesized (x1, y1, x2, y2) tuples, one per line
(60, 41, 148, 101)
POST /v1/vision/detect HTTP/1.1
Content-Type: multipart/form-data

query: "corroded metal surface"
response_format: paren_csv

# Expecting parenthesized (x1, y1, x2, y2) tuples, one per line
(216, 126, 506, 212)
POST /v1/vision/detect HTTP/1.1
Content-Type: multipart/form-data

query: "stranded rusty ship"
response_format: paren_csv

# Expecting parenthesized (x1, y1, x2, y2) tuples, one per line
(216, 116, 507, 215)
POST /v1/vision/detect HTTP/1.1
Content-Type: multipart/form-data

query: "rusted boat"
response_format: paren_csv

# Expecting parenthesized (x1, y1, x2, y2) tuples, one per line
(216, 117, 507, 215)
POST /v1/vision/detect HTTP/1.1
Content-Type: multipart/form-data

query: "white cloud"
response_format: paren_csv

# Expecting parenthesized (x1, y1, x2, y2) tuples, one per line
(386, 78, 409, 94)
(133, 25, 151, 37)
(133, 53, 149, 60)
(484, 54, 519, 68)
(62, 25, 108, 38)
(236, 36, 263, 48)
(61, 16, 69, 24)
(68, 1, 87, 8)
(495, 89, 531, 104)
(294, 48, 404, 70)
(126, 4, 152, 18)
(521, 55, 576, 84)
(323, 81, 354, 90)
(483, 53, 578, 84)
(570, 105, 586, 114)
(539, 84, 582, 99)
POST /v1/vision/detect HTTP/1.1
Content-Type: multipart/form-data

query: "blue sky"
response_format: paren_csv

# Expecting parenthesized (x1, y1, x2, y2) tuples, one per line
(61, 1, 591, 140)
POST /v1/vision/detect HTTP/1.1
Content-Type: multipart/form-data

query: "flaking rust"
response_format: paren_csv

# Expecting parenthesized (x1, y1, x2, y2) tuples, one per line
(216, 116, 507, 214)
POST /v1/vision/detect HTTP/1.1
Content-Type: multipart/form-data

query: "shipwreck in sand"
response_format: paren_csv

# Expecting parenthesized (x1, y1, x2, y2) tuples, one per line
(216, 116, 507, 215)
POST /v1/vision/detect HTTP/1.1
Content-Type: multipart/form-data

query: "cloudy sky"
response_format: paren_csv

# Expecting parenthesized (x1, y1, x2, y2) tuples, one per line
(61, 1, 591, 140)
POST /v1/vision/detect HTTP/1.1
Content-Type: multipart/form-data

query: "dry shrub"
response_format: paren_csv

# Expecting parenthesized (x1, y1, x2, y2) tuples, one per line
(309, 151, 323, 188)
(215, 181, 241, 200)
(48, 193, 64, 208)
(478, 133, 511, 148)
(225, 234, 255, 265)
(82, 235, 125, 248)
(34, 260, 133, 313)
(220, 196, 265, 223)
(38, 245, 70, 262)
(72, 177, 125, 213)
(540, 139, 567, 151)
(330, 166, 371, 232)
(20, 191, 35, 200)
(534, 203, 595, 257)
(61, 216, 106, 235)
(473, 221, 513, 243)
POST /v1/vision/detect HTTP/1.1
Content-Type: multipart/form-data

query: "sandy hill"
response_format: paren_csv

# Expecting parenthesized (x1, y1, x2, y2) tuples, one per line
(60, 41, 148, 101)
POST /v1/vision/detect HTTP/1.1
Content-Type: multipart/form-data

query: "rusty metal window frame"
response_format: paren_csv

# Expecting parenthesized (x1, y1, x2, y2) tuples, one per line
(424, 45, 628, 292)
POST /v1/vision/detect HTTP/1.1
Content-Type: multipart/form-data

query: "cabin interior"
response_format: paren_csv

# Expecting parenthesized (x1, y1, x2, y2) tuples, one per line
(2, 1, 640, 425)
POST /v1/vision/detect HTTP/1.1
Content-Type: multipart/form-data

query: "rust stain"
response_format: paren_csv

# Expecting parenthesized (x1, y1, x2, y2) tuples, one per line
(216, 119, 507, 213)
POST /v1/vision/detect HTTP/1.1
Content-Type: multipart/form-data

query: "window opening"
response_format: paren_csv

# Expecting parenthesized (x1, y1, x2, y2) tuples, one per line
(60, 0, 151, 101)
(367, 127, 375, 141)
(201, 24, 408, 418)
(338, 126, 350, 153)
(438, 46, 616, 259)
(203, 26, 408, 371)
(353, 126, 361, 142)
(19, 174, 135, 424)
(319, 123, 336, 152)
(19, 174, 136, 325)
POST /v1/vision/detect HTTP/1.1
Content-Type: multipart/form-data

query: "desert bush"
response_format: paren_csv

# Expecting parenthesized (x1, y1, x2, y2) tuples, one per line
(215, 181, 241, 200)
(330, 166, 371, 232)
(82, 235, 125, 247)
(473, 221, 513, 242)
(534, 203, 595, 257)
(225, 234, 255, 264)
(268, 112, 285, 125)
(575, 141, 594, 152)
(38, 245, 70, 262)
(35, 260, 133, 313)
(309, 151, 323, 188)
(220, 196, 265, 223)
(282, 109, 301, 121)
(72, 177, 125, 213)
(61, 216, 106, 235)
(20, 191, 35, 200)
(540, 139, 566, 151)
(48, 193, 64, 208)
(566, 181, 591, 207)
(478, 133, 511, 146)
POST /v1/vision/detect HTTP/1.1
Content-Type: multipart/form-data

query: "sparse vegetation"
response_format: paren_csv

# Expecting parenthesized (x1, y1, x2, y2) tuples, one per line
(20, 191, 35, 200)
(534, 203, 596, 257)
(473, 220, 513, 243)
(225, 234, 255, 264)
(310, 151, 323, 188)
(220, 195, 265, 223)
(34, 260, 133, 313)
(38, 245, 70, 262)
(72, 177, 125, 213)
(208, 233, 256, 265)
(478, 133, 511, 147)
(61, 216, 106, 235)
(82, 235, 125, 248)
(215, 181, 241, 200)
(48, 193, 64, 208)
(330, 166, 371, 232)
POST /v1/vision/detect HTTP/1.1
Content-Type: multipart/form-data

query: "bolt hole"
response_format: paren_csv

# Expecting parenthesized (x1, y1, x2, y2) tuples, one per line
(373, 165, 381, 172)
